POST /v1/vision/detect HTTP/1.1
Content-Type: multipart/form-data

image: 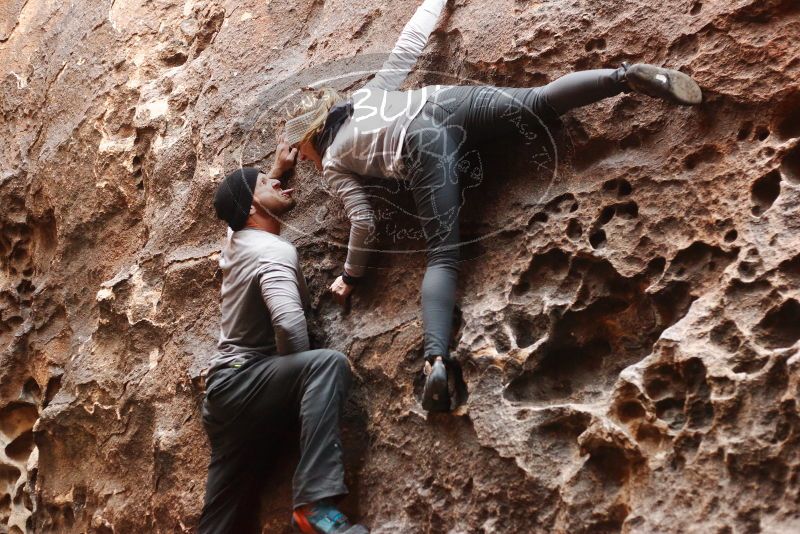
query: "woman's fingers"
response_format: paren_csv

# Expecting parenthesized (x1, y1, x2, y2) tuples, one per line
(330, 276, 351, 307)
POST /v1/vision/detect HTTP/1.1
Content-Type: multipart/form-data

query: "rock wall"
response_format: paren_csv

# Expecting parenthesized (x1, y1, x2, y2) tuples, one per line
(1, 0, 799, 532)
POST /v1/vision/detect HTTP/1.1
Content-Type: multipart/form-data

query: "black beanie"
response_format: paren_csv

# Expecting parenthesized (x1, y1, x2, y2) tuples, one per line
(213, 167, 260, 231)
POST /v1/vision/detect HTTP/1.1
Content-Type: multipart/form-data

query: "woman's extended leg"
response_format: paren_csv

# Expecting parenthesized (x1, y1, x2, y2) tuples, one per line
(403, 101, 466, 411)
(430, 68, 626, 145)
(433, 64, 701, 145)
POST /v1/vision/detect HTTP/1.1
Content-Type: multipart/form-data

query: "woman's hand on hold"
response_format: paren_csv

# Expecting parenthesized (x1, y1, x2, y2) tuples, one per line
(330, 275, 354, 306)
(271, 136, 298, 177)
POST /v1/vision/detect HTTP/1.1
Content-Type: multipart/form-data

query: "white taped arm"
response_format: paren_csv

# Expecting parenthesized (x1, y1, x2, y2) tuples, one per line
(364, 0, 448, 91)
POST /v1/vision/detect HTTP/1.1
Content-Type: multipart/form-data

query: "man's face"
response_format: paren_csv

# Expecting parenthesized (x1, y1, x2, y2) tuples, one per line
(297, 140, 323, 171)
(250, 172, 296, 217)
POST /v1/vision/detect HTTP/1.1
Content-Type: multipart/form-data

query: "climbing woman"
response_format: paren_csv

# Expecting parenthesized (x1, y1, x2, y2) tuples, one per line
(282, 0, 702, 412)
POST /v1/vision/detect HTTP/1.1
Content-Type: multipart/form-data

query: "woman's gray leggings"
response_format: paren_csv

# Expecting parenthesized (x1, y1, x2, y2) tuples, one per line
(401, 68, 627, 362)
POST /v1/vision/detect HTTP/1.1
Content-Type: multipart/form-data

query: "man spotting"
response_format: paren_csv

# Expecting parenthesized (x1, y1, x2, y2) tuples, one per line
(199, 139, 368, 534)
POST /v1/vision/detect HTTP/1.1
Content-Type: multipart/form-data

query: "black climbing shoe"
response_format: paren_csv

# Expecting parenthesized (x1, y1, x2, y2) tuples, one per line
(623, 63, 702, 105)
(422, 357, 451, 412)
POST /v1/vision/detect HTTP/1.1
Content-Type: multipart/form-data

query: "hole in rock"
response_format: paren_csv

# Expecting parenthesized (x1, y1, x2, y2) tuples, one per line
(589, 229, 606, 249)
(566, 219, 582, 240)
(527, 412, 591, 478)
(598, 206, 615, 226)
(506, 256, 697, 405)
(778, 253, 800, 280)
(738, 260, 758, 279)
(491, 328, 513, 352)
(586, 445, 630, 486)
(0, 403, 38, 440)
(737, 122, 753, 141)
(754, 126, 770, 141)
(751, 170, 781, 216)
(774, 97, 800, 139)
(584, 37, 607, 52)
(620, 132, 642, 149)
(10, 245, 28, 262)
(645, 256, 667, 279)
(161, 51, 188, 67)
(753, 299, 800, 348)
(710, 320, 742, 353)
(0, 465, 21, 486)
(512, 248, 570, 298)
(724, 229, 738, 242)
(675, 433, 702, 458)
(531, 211, 548, 224)
(16, 280, 34, 296)
(588, 504, 630, 533)
(732, 352, 768, 374)
(683, 145, 722, 170)
(22, 377, 40, 402)
(510, 312, 548, 349)
(651, 281, 694, 326)
(602, 178, 632, 196)
(690, 1, 702, 14)
(656, 397, 686, 429)
(780, 142, 800, 183)
(636, 424, 663, 446)
(545, 193, 578, 215)
(44, 373, 63, 407)
(615, 201, 638, 218)
(684, 358, 713, 429)
(5, 430, 34, 462)
(644, 358, 712, 430)
(666, 242, 738, 283)
(617, 401, 645, 422)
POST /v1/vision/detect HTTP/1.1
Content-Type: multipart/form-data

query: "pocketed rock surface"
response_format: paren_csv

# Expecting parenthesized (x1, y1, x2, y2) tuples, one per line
(2, 0, 799, 532)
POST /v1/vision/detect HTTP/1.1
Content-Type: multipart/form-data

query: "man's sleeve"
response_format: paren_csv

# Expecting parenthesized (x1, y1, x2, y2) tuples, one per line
(364, 0, 448, 92)
(256, 256, 310, 355)
(324, 165, 375, 278)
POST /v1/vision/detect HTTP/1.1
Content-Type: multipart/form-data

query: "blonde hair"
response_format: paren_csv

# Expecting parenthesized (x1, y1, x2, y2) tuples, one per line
(284, 87, 346, 147)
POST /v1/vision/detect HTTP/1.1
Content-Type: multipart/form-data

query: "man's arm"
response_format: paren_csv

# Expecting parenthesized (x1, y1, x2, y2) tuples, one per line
(257, 256, 310, 355)
(364, 0, 448, 92)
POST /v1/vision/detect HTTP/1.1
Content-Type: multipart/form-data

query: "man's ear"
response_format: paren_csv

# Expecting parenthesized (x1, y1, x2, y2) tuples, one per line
(249, 204, 256, 215)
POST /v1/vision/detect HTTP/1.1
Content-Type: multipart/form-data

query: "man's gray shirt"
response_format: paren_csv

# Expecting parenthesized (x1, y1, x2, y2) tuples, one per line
(209, 228, 311, 374)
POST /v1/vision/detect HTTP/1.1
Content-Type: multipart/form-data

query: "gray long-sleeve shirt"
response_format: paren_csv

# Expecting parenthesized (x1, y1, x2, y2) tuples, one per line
(322, 0, 450, 277)
(209, 228, 311, 374)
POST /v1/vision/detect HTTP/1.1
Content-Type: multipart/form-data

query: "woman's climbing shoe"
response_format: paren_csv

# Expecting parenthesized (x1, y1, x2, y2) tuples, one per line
(623, 63, 702, 105)
(422, 356, 451, 412)
(292, 501, 369, 533)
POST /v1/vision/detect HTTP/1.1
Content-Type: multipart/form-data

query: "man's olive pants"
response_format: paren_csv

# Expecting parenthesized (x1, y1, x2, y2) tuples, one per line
(199, 349, 352, 533)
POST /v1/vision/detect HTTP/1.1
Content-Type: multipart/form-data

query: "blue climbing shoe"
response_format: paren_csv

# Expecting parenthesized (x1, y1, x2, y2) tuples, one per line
(292, 501, 369, 534)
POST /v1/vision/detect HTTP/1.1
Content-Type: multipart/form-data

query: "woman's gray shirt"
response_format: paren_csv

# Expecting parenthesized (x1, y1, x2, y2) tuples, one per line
(322, 0, 449, 277)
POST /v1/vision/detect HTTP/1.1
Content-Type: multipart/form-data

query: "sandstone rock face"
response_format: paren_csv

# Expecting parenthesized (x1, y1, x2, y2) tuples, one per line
(2, 0, 799, 532)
